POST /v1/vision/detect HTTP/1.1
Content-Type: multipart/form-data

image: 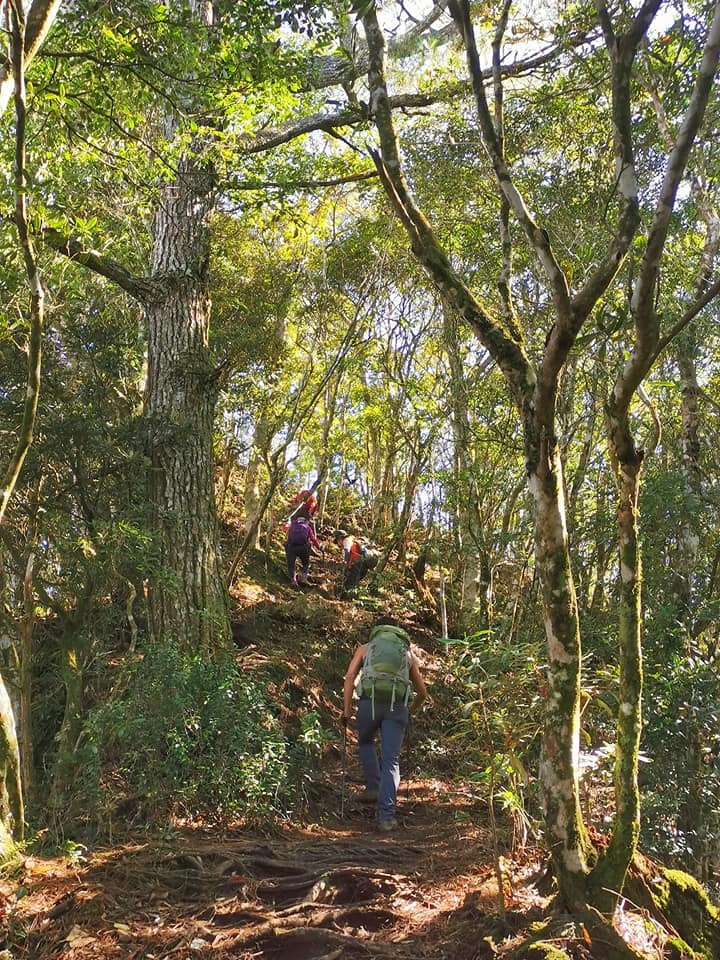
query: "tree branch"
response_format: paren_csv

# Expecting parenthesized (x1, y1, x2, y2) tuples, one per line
(448, 0, 573, 400)
(361, 3, 534, 417)
(227, 170, 377, 193)
(615, 2, 720, 412)
(40, 227, 157, 301)
(244, 33, 592, 155)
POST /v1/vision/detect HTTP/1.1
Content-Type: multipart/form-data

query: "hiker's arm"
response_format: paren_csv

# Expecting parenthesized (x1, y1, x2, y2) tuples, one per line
(409, 660, 427, 713)
(342, 645, 365, 720)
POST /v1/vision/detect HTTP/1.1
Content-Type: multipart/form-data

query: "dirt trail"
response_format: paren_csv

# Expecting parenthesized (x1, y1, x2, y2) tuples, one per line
(2, 580, 550, 959)
(1, 778, 545, 960)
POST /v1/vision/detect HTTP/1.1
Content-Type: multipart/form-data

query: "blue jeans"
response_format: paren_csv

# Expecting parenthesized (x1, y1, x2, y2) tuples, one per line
(356, 697, 408, 821)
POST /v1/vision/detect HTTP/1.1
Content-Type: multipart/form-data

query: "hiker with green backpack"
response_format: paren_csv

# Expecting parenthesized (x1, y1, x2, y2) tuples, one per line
(342, 617, 427, 833)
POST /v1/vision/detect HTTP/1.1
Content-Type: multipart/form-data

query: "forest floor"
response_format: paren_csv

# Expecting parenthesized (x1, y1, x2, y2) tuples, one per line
(0, 553, 667, 959)
(0, 779, 557, 960)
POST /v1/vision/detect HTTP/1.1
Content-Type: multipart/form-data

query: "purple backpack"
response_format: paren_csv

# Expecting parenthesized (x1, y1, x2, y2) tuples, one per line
(288, 518, 311, 546)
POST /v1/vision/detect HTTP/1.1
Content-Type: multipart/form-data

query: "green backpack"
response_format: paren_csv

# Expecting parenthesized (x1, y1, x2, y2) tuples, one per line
(361, 624, 411, 713)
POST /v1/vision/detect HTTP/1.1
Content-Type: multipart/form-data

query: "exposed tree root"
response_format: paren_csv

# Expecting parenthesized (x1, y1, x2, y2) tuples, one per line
(505, 852, 720, 960)
(6, 784, 720, 960)
(255, 865, 400, 906)
(243, 925, 420, 959)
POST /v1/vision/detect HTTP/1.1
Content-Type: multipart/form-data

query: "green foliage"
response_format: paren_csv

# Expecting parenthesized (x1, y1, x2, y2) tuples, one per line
(641, 651, 720, 870)
(79, 643, 326, 826)
(441, 630, 544, 838)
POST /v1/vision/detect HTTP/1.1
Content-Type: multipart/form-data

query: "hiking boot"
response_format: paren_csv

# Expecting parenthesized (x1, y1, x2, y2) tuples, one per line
(290, 576, 298, 587)
(358, 788, 378, 803)
(297, 572, 308, 585)
(377, 817, 397, 834)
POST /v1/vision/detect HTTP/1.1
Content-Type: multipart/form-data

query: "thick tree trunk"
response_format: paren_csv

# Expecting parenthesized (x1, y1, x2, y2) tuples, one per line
(144, 161, 229, 647)
(142, 0, 230, 649)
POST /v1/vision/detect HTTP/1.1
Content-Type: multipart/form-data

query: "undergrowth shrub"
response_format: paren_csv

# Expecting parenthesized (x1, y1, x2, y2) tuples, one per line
(641, 648, 720, 889)
(78, 642, 322, 828)
(442, 630, 544, 845)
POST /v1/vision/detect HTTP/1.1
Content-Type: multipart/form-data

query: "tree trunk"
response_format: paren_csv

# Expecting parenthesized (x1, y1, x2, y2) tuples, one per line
(19, 541, 36, 809)
(0, 677, 23, 852)
(50, 637, 85, 811)
(529, 438, 594, 908)
(143, 0, 229, 650)
(144, 173, 230, 645)
(673, 336, 706, 874)
(588, 425, 644, 912)
(242, 410, 272, 552)
(0, 0, 48, 851)
(444, 306, 490, 635)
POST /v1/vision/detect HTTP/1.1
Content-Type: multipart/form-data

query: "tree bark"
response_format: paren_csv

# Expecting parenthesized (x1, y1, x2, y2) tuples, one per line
(588, 414, 644, 911)
(0, 677, 23, 853)
(443, 306, 490, 636)
(144, 154, 229, 647)
(242, 411, 272, 552)
(0, 0, 46, 851)
(141, 0, 230, 649)
(529, 436, 594, 908)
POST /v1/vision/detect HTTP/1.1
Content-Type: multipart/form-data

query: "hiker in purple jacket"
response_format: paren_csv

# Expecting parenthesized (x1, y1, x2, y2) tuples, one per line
(285, 515, 321, 586)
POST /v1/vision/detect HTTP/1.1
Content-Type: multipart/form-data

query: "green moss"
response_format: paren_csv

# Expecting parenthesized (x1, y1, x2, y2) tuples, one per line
(663, 870, 718, 918)
(664, 935, 700, 960)
(649, 867, 720, 958)
(507, 920, 579, 959)
(508, 942, 568, 960)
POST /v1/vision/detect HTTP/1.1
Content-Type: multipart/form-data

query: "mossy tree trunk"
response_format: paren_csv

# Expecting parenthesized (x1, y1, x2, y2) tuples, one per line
(587, 411, 644, 912)
(529, 435, 594, 908)
(0, 0, 49, 851)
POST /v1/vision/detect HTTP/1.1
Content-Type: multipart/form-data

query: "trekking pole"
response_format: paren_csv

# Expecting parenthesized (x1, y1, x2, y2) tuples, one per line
(340, 719, 347, 818)
(405, 718, 411, 802)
